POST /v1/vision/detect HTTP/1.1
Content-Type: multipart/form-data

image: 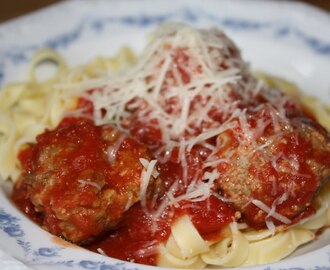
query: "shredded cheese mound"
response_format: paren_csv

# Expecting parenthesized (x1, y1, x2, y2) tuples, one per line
(64, 23, 312, 230)
(5, 24, 323, 251)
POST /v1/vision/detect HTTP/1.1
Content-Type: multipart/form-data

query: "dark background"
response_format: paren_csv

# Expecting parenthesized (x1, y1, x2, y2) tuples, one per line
(0, 0, 329, 23)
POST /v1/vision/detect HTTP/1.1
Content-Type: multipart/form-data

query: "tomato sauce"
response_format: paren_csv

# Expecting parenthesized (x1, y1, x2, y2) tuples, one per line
(10, 55, 330, 265)
(86, 141, 235, 265)
(87, 196, 234, 265)
(12, 117, 235, 265)
(13, 119, 117, 239)
(12, 117, 151, 244)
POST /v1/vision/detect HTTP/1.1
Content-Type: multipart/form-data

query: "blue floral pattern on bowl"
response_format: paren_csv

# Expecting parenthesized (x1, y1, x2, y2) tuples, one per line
(1, 3, 330, 87)
(0, 0, 329, 269)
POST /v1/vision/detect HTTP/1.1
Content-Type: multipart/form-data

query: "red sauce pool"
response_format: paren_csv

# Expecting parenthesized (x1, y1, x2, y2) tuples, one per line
(87, 195, 235, 265)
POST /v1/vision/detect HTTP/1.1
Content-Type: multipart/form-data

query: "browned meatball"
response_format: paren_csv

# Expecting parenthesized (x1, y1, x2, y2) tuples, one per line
(214, 112, 330, 229)
(12, 118, 158, 244)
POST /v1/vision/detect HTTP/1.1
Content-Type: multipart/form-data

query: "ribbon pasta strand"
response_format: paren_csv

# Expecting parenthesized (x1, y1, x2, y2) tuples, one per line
(0, 47, 136, 181)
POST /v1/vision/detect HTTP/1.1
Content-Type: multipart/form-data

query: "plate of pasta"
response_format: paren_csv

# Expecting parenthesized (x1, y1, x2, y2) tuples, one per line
(0, 0, 330, 269)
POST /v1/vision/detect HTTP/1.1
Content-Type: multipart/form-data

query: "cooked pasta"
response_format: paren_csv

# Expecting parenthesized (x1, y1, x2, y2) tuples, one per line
(158, 182, 330, 268)
(255, 72, 330, 131)
(0, 46, 136, 180)
(1, 23, 330, 269)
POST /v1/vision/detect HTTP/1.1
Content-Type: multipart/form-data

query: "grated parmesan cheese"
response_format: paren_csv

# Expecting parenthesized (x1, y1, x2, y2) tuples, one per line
(139, 159, 158, 208)
(107, 134, 126, 163)
(251, 199, 292, 225)
(78, 179, 102, 191)
(67, 23, 300, 231)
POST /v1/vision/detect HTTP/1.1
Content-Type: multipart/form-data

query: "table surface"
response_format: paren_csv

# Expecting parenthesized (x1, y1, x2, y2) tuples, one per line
(0, 0, 329, 23)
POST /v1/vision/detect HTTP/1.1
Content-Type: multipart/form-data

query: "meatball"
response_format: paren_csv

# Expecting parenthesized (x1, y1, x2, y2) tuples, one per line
(214, 112, 330, 229)
(12, 118, 158, 244)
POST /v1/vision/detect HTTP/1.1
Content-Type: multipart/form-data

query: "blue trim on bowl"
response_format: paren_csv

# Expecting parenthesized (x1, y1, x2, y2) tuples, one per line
(0, 205, 144, 269)
(1, 201, 329, 270)
(0, 6, 330, 87)
(0, 207, 31, 255)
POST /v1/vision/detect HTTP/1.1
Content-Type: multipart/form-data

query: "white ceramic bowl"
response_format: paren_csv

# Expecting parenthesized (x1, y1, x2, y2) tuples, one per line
(0, 0, 329, 269)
